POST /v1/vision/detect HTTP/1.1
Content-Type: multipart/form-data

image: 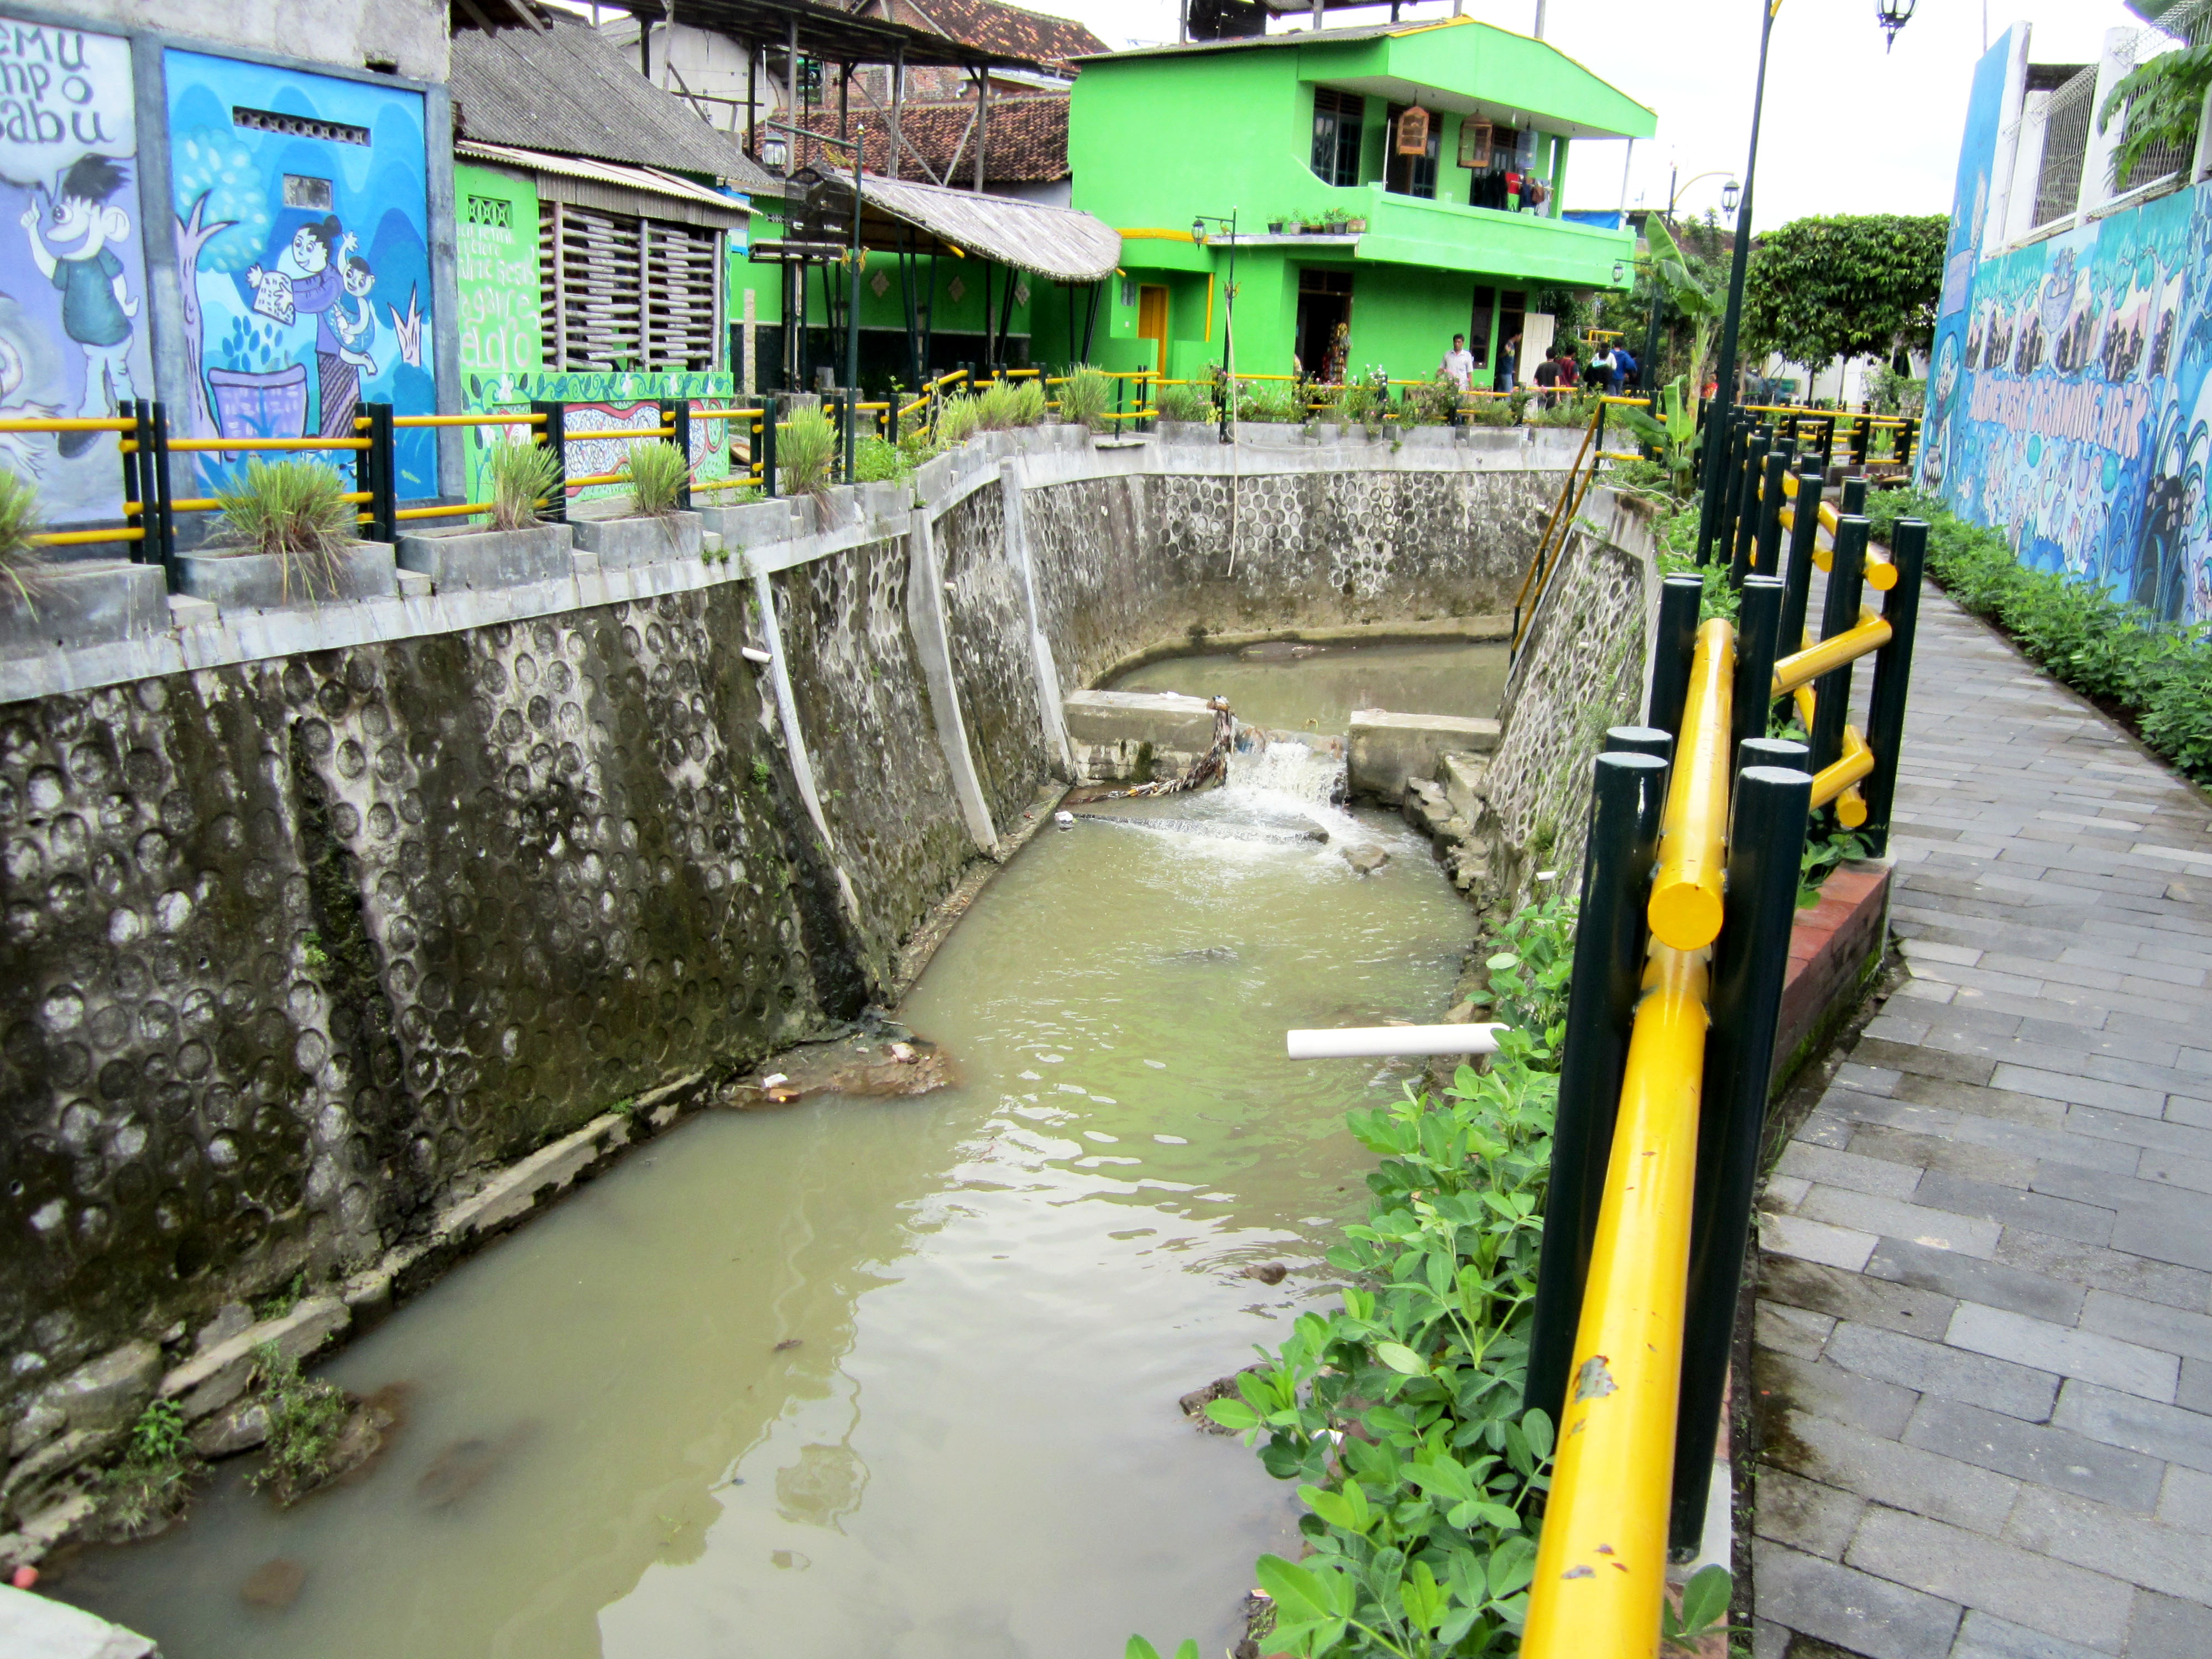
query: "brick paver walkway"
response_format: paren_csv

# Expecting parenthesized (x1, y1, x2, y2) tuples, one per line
(1750, 582, 2212, 1659)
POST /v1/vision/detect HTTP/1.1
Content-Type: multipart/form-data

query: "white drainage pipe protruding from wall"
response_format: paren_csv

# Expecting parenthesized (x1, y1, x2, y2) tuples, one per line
(1285, 1024, 1507, 1060)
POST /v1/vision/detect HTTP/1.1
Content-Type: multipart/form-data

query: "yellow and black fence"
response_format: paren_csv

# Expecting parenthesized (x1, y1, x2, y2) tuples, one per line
(1516, 478, 1929, 1651)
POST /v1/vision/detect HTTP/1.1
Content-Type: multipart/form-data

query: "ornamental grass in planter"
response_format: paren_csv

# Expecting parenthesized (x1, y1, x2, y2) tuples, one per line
(396, 438, 573, 592)
(1057, 366, 1113, 432)
(212, 457, 363, 603)
(483, 437, 562, 530)
(776, 408, 838, 498)
(0, 467, 46, 608)
(623, 439, 689, 516)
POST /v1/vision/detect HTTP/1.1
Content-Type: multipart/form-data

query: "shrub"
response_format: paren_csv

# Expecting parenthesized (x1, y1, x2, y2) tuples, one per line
(976, 377, 1024, 431)
(0, 467, 46, 606)
(623, 439, 688, 516)
(101, 1399, 200, 1535)
(1864, 488, 2212, 783)
(250, 1342, 351, 1506)
(1233, 379, 1305, 424)
(852, 434, 910, 484)
(776, 408, 839, 497)
(481, 437, 561, 531)
(935, 393, 982, 447)
(1155, 380, 1214, 422)
(1056, 366, 1113, 431)
(213, 457, 356, 601)
(1009, 378, 1048, 426)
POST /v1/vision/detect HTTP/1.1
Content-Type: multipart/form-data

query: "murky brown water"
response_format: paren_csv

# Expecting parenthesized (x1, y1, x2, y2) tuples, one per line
(1110, 639, 1508, 732)
(58, 752, 1470, 1659)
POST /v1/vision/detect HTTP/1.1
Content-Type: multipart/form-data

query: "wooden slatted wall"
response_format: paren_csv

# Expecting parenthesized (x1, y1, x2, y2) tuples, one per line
(540, 201, 722, 373)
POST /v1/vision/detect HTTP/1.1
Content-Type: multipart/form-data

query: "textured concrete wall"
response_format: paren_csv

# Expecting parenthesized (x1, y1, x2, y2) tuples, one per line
(1, 427, 1597, 1504)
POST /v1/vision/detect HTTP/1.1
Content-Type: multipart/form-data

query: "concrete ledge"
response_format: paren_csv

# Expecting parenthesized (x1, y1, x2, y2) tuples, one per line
(0, 1585, 155, 1658)
(1772, 861, 1891, 1089)
(0, 561, 168, 658)
(397, 522, 573, 591)
(1348, 709, 1501, 804)
(1063, 689, 1218, 784)
(174, 541, 398, 608)
(568, 509, 703, 568)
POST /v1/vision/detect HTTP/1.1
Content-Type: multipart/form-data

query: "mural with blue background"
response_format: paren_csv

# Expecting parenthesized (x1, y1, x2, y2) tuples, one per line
(1925, 32, 2211, 625)
(164, 50, 437, 499)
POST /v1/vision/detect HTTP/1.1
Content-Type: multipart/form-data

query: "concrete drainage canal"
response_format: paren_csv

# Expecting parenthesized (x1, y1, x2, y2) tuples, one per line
(51, 670, 1500, 1659)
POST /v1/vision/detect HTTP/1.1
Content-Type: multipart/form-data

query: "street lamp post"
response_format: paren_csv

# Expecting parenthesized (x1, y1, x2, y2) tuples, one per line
(1638, 166, 1738, 394)
(1693, 0, 1911, 564)
(1193, 211, 1238, 442)
(765, 119, 865, 483)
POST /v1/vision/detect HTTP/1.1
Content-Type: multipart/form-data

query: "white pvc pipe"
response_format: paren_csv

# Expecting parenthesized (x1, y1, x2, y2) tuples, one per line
(1286, 1024, 1507, 1060)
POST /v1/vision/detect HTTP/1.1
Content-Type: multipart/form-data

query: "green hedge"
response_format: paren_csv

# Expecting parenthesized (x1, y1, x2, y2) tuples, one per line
(1865, 490, 2212, 782)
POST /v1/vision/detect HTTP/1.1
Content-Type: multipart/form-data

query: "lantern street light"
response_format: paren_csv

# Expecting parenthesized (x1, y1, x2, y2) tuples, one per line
(1720, 178, 1741, 216)
(1695, 0, 1913, 563)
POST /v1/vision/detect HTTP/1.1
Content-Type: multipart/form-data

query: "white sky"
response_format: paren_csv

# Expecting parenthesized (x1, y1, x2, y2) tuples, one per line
(1035, 1, 2145, 227)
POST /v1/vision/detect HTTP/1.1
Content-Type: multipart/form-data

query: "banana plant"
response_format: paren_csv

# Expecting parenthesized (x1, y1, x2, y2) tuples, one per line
(1615, 215, 1723, 504)
(1615, 375, 1703, 504)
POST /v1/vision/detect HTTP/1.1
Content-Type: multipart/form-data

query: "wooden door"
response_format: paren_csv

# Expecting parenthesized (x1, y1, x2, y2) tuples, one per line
(1137, 284, 1170, 378)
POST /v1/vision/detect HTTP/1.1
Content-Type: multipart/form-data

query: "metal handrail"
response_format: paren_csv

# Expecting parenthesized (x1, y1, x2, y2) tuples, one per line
(1772, 606, 1891, 697)
(1648, 617, 1735, 950)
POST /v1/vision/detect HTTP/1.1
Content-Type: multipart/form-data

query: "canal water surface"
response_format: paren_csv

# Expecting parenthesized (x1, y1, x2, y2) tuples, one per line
(59, 745, 1475, 1659)
(1109, 638, 1508, 732)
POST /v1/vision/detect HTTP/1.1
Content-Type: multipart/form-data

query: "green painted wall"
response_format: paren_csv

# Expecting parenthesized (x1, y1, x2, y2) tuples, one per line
(455, 164, 541, 391)
(1069, 17, 1652, 379)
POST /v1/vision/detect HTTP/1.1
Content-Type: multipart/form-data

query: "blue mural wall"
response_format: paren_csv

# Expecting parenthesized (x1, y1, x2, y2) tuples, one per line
(164, 50, 437, 499)
(0, 15, 154, 526)
(1924, 33, 2211, 625)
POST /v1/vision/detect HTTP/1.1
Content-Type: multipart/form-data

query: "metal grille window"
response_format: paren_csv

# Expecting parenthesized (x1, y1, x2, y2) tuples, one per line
(2023, 0, 2212, 233)
(1311, 88, 1364, 188)
(538, 201, 722, 372)
(2032, 71, 2094, 228)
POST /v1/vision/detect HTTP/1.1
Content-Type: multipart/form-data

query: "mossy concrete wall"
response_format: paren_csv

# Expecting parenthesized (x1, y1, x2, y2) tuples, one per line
(1, 421, 1593, 1520)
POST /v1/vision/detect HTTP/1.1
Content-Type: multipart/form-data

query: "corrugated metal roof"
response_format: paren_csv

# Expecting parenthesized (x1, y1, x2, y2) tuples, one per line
(1070, 17, 1449, 61)
(848, 173, 1119, 280)
(456, 140, 752, 217)
(450, 18, 781, 188)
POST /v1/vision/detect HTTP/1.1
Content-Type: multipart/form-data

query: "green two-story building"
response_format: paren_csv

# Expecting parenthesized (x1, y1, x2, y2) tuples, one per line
(1068, 17, 1653, 389)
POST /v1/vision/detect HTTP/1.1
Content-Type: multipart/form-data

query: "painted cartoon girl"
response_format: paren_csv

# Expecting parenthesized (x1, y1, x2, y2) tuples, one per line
(247, 215, 359, 437)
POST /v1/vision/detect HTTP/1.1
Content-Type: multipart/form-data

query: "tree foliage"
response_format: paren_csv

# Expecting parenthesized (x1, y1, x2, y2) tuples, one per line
(1742, 215, 1947, 377)
(2099, 45, 2212, 190)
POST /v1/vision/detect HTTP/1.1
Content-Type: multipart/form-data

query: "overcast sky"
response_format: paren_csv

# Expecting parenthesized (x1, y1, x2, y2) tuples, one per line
(1035, 1, 2145, 228)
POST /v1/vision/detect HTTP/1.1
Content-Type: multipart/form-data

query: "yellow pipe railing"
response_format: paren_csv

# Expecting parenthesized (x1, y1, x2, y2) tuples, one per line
(167, 436, 369, 452)
(1772, 607, 1891, 697)
(1775, 472, 1897, 589)
(1811, 726, 1873, 827)
(1522, 941, 1710, 1656)
(30, 526, 144, 546)
(1648, 617, 1735, 951)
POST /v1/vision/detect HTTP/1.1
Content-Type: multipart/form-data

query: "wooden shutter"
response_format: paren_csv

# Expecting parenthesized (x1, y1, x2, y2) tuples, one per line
(644, 221, 721, 371)
(540, 200, 721, 372)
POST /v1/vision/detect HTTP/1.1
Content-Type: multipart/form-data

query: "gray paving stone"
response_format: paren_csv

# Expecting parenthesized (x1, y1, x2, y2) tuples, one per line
(1990, 1229, 2212, 1314)
(1750, 1466, 1865, 1560)
(1764, 1407, 2021, 1534)
(1753, 1540, 1963, 1659)
(2179, 1358, 2212, 1415)
(1796, 1187, 2004, 1258)
(1756, 1300, 1835, 1361)
(2080, 1291, 2212, 1366)
(1853, 1034, 1999, 1087)
(2128, 1590, 2212, 1659)
(1902, 1394, 2163, 1512)
(1752, 1348, 1921, 1441)
(1914, 1170, 2117, 1246)
(2065, 1105, 2212, 1164)
(1889, 1072, 2070, 1130)
(1990, 1064, 2168, 1117)
(2005, 1485, 2212, 1603)
(1844, 1507, 2134, 1651)
(1949, 1609, 2117, 1659)
(2153, 1463, 2212, 1533)
(1824, 1321, 2059, 1422)
(1866, 1236, 2087, 1324)
(1849, 1124, 2040, 1189)
(1947, 1303, 2179, 1401)
(1760, 1255, 1956, 1339)
(2051, 1380, 2212, 1474)
(1776, 1142, 1927, 1200)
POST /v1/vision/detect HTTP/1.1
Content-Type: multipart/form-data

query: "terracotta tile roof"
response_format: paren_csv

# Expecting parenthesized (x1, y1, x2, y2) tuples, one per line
(889, 0, 1106, 70)
(788, 95, 1070, 185)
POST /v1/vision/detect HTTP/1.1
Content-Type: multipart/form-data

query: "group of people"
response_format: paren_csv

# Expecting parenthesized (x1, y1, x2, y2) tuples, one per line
(1436, 331, 1639, 412)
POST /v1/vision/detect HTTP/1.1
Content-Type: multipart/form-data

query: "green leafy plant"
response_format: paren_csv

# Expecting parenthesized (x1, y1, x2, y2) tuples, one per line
(1057, 366, 1113, 431)
(1641, 216, 1725, 408)
(1661, 1564, 1736, 1653)
(1405, 372, 1462, 426)
(852, 434, 911, 484)
(482, 437, 562, 531)
(1126, 1641, 1199, 1659)
(1798, 828, 1870, 909)
(935, 393, 982, 447)
(2099, 44, 2212, 190)
(250, 1341, 352, 1506)
(1479, 884, 1578, 1057)
(1235, 378, 1306, 424)
(776, 408, 839, 498)
(1155, 380, 1213, 422)
(1615, 375, 1704, 503)
(101, 1399, 200, 1534)
(212, 457, 357, 601)
(1009, 378, 1048, 427)
(1742, 214, 1946, 383)
(0, 467, 46, 607)
(623, 439, 689, 517)
(976, 378, 1025, 431)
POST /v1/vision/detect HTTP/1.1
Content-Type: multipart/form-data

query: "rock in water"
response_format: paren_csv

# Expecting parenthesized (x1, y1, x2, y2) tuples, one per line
(241, 1558, 306, 1609)
(1339, 843, 1389, 875)
(1241, 1262, 1288, 1285)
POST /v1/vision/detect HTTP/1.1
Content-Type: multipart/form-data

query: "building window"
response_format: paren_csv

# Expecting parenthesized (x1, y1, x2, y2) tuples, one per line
(1311, 88, 1364, 188)
(538, 201, 722, 372)
(1384, 104, 1438, 200)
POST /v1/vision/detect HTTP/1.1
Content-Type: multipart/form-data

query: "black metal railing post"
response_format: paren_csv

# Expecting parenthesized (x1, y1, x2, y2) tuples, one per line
(1604, 724, 1673, 762)
(1754, 448, 1788, 577)
(147, 401, 176, 574)
(531, 400, 567, 523)
(1646, 572, 1705, 737)
(357, 402, 396, 543)
(1859, 517, 1927, 857)
(1733, 574, 1785, 755)
(1780, 468, 1825, 674)
(1818, 413, 1837, 472)
(1709, 418, 1747, 567)
(1839, 474, 1869, 518)
(660, 398, 692, 509)
(1524, 749, 1672, 1427)
(1729, 426, 1769, 586)
(1849, 413, 1871, 472)
(1669, 759, 1814, 1551)
(119, 399, 149, 565)
(1809, 514, 1870, 778)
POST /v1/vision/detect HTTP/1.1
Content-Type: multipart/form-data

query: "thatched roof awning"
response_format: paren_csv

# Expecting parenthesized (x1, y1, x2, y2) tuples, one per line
(839, 173, 1118, 281)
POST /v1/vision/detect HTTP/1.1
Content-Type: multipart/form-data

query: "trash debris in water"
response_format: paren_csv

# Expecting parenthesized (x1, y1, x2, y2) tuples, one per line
(1115, 697, 1236, 797)
(1053, 809, 1075, 828)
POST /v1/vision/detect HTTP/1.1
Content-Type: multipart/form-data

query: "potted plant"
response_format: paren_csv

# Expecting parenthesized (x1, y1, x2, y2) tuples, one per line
(1056, 365, 1113, 437)
(568, 438, 705, 567)
(175, 456, 398, 609)
(1344, 215, 1368, 234)
(397, 436, 576, 591)
(0, 470, 169, 655)
(1266, 217, 1286, 236)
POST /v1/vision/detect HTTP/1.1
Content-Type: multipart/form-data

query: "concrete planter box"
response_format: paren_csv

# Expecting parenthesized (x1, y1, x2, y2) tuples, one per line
(566, 510, 703, 569)
(696, 497, 801, 553)
(1156, 420, 1220, 445)
(1347, 709, 1500, 805)
(174, 541, 397, 609)
(395, 522, 574, 592)
(0, 559, 169, 656)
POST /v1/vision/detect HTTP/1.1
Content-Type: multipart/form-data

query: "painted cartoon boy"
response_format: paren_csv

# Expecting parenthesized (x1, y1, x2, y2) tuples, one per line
(337, 255, 378, 370)
(20, 154, 139, 455)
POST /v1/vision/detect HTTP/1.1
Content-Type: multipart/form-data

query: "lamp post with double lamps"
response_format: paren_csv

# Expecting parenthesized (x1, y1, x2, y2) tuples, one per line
(1192, 211, 1238, 442)
(1695, 0, 1915, 561)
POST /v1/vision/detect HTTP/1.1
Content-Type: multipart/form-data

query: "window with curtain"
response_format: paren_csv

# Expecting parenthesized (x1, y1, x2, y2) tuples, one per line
(1310, 88, 1365, 188)
(538, 200, 722, 372)
(1384, 104, 1438, 199)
